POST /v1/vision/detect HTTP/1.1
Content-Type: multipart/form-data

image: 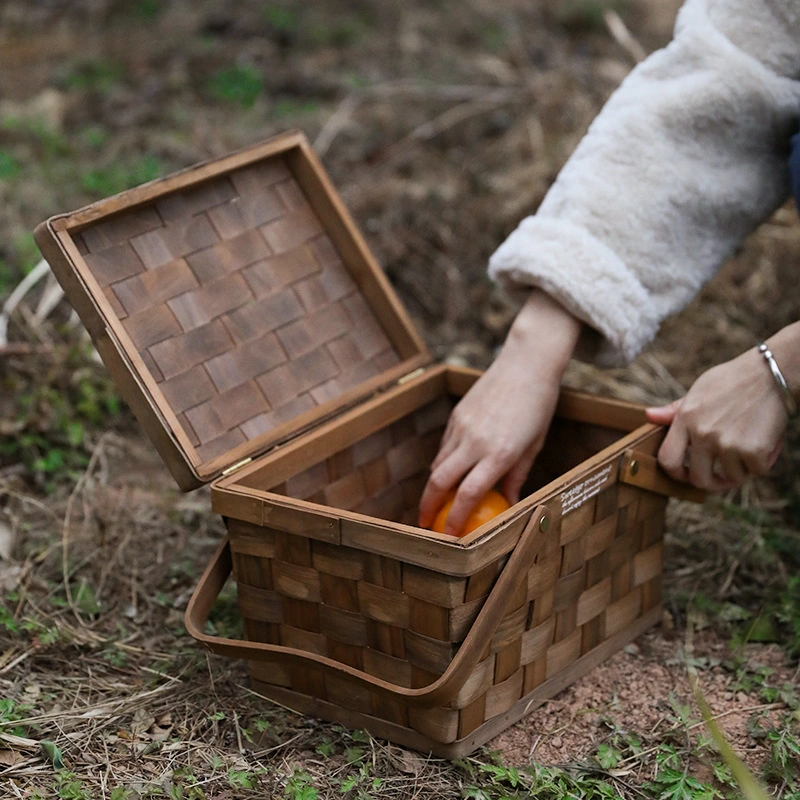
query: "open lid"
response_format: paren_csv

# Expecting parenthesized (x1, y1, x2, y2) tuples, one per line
(35, 131, 430, 491)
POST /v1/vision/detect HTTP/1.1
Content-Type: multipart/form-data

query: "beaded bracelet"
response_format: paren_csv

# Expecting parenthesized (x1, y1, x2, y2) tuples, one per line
(758, 343, 797, 417)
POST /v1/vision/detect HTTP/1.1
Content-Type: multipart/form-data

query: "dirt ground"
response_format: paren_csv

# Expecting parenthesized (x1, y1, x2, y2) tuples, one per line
(3, 0, 800, 797)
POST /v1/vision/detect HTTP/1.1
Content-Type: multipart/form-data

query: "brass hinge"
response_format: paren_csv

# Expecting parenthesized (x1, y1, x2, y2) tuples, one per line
(221, 457, 252, 477)
(397, 367, 426, 386)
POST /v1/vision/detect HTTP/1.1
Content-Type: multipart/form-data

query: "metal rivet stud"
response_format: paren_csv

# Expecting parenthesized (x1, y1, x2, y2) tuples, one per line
(539, 515, 549, 533)
(629, 459, 639, 476)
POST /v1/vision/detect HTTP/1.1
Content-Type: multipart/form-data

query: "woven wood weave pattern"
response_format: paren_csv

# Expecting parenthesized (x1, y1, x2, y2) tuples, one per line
(76, 157, 401, 463)
(268, 394, 455, 526)
(226, 411, 667, 745)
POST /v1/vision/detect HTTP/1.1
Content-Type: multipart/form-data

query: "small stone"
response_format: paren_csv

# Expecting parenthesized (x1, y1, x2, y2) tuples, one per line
(624, 643, 640, 656)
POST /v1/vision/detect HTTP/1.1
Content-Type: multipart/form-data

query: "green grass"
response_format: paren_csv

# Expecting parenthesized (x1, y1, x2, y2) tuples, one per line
(207, 65, 263, 108)
(81, 153, 162, 197)
(65, 60, 125, 94)
(0, 149, 21, 179)
(0, 344, 123, 490)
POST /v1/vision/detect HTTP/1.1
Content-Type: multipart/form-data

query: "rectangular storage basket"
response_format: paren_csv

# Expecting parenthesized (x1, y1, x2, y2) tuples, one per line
(35, 131, 701, 758)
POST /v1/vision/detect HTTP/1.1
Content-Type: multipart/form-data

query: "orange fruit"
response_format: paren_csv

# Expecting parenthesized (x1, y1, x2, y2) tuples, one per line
(431, 489, 510, 537)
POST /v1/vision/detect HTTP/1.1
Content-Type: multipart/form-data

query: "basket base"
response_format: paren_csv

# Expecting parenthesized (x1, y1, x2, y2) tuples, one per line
(249, 605, 661, 758)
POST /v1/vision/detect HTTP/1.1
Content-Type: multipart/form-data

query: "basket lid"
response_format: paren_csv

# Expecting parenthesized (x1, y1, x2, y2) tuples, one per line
(35, 131, 430, 490)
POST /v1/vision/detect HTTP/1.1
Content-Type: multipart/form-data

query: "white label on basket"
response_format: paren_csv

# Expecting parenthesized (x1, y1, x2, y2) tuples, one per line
(560, 465, 613, 514)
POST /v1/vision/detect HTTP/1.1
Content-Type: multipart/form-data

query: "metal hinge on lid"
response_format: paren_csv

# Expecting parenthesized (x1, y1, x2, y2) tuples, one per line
(221, 457, 252, 477)
(397, 367, 426, 385)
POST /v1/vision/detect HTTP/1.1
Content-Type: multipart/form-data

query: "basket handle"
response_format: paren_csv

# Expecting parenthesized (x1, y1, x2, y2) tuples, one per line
(185, 505, 554, 709)
(619, 449, 706, 503)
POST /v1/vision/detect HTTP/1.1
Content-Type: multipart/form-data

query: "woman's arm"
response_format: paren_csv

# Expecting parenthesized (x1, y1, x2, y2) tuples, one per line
(647, 322, 800, 489)
(489, 0, 800, 367)
(420, 0, 800, 524)
(418, 290, 581, 536)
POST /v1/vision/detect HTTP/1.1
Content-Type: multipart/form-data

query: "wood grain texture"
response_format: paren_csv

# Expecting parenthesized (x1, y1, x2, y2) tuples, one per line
(223, 427, 672, 751)
(185, 366, 687, 753)
(36, 132, 429, 488)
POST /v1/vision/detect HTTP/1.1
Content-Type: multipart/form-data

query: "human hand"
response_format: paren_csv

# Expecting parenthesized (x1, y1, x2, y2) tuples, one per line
(418, 291, 582, 536)
(646, 345, 790, 490)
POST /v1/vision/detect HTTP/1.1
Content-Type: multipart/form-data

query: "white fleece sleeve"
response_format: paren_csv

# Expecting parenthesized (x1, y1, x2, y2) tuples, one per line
(488, 0, 800, 366)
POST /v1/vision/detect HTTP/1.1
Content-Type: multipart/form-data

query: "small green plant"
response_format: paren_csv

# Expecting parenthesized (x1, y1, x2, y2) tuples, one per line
(1, 345, 124, 488)
(644, 765, 720, 800)
(227, 768, 259, 790)
(0, 697, 36, 738)
(80, 125, 110, 150)
(13, 232, 42, 274)
(776, 576, 800, 656)
(263, 6, 301, 36)
(594, 742, 622, 769)
(45, 771, 92, 800)
(207, 65, 263, 109)
(0, 150, 21, 179)
(763, 725, 800, 790)
(315, 736, 335, 757)
(133, 0, 162, 19)
(285, 768, 318, 800)
(103, 644, 128, 668)
(205, 580, 242, 639)
(65, 60, 124, 93)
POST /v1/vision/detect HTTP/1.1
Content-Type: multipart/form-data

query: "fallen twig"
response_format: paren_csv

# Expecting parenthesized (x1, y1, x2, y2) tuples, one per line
(604, 10, 647, 64)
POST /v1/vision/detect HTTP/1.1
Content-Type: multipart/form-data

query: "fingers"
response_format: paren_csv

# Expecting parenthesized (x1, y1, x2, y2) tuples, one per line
(417, 453, 467, 529)
(716, 450, 748, 487)
(419, 421, 501, 528)
(646, 399, 681, 426)
(685, 443, 717, 490)
(443, 460, 502, 537)
(656, 415, 690, 482)
(502, 445, 540, 507)
(660, 423, 747, 491)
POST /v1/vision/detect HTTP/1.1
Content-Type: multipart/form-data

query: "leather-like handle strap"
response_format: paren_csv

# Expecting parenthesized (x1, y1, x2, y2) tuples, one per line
(619, 449, 706, 503)
(185, 505, 554, 708)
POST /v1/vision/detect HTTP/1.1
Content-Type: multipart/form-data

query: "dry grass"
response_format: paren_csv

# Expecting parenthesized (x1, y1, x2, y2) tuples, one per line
(2, 0, 800, 797)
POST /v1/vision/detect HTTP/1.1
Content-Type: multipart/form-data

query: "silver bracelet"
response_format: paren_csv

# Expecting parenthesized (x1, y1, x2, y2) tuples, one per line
(758, 343, 797, 417)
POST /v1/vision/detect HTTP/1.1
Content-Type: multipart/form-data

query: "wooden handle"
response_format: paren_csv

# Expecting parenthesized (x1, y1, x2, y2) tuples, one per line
(619, 450, 706, 503)
(185, 506, 555, 709)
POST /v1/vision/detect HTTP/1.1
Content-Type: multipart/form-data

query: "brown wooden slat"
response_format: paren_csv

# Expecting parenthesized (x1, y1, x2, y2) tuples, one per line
(357, 582, 410, 627)
(458, 696, 487, 739)
(37, 132, 432, 488)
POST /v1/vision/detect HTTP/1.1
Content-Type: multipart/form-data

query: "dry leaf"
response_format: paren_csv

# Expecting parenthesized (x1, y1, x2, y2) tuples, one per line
(396, 749, 426, 775)
(0, 749, 23, 767)
(131, 707, 156, 737)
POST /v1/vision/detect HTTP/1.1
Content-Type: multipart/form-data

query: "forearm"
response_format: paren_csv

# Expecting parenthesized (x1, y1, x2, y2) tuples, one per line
(418, 290, 581, 533)
(490, 0, 800, 366)
(498, 290, 582, 383)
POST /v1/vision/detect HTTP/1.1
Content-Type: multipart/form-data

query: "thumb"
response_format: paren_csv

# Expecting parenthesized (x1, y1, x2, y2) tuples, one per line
(646, 398, 682, 426)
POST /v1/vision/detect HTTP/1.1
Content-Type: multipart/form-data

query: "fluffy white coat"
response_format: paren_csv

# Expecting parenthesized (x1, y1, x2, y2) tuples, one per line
(488, 0, 800, 365)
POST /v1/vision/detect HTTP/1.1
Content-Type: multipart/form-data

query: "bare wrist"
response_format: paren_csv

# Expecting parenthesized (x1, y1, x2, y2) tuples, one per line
(763, 322, 800, 409)
(501, 290, 582, 377)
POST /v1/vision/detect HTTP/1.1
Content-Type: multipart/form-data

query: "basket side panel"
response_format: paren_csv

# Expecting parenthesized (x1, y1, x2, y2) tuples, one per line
(266, 394, 453, 525)
(223, 420, 667, 751)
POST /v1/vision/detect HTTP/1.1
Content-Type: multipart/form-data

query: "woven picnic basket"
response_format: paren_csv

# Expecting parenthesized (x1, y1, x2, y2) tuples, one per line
(35, 131, 701, 758)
